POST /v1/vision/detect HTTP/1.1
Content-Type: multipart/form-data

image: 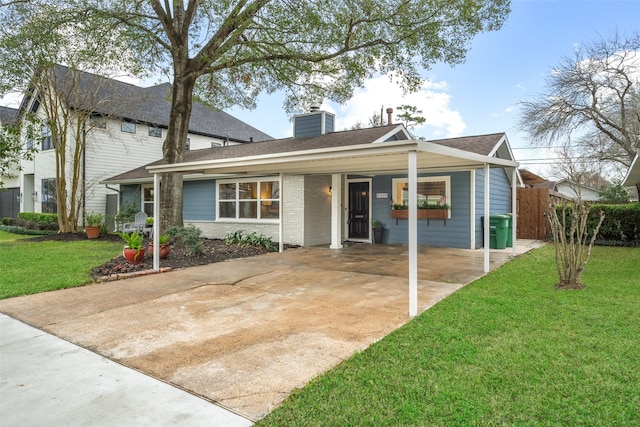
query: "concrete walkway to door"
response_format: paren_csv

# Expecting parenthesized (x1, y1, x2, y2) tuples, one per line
(0, 241, 542, 421)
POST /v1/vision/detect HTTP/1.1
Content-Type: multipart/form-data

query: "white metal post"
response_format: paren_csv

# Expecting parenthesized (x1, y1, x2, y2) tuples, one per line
(330, 173, 343, 249)
(469, 170, 476, 249)
(483, 164, 490, 273)
(279, 173, 284, 253)
(153, 172, 160, 272)
(512, 168, 518, 256)
(408, 151, 418, 317)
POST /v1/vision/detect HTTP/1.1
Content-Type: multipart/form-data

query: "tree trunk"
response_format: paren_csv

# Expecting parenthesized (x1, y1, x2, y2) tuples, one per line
(160, 68, 196, 231)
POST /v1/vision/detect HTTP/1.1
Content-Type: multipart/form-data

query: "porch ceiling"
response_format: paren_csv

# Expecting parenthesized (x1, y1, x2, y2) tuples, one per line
(147, 140, 519, 177)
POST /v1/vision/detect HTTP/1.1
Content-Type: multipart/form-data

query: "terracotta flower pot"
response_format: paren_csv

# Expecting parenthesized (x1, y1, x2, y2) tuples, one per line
(148, 242, 171, 259)
(123, 246, 145, 264)
(85, 226, 101, 239)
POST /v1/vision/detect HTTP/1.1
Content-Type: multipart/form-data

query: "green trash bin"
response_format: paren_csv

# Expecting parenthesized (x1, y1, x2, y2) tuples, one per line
(505, 213, 513, 248)
(483, 214, 509, 249)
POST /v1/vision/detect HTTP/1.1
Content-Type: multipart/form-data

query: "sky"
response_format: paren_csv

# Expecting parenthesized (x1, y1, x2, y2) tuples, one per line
(2, 0, 638, 180)
(225, 0, 640, 179)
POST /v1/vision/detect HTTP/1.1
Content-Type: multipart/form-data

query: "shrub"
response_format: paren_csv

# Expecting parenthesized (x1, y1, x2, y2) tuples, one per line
(557, 203, 640, 246)
(0, 224, 57, 235)
(166, 225, 203, 256)
(18, 212, 58, 225)
(225, 230, 277, 251)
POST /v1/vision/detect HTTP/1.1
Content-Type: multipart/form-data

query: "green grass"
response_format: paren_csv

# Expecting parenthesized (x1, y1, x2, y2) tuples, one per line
(0, 233, 123, 299)
(259, 245, 640, 426)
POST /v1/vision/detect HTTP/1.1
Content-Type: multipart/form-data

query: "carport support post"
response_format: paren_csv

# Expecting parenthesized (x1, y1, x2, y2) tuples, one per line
(483, 163, 490, 273)
(330, 174, 343, 249)
(512, 168, 517, 256)
(153, 172, 160, 272)
(279, 173, 284, 253)
(408, 150, 418, 317)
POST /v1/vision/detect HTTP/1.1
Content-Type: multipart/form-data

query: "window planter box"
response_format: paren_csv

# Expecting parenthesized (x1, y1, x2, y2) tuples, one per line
(391, 209, 449, 219)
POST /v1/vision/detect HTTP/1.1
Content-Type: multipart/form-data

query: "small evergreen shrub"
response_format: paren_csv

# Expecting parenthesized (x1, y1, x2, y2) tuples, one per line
(225, 230, 277, 251)
(166, 225, 204, 256)
(18, 212, 58, 225)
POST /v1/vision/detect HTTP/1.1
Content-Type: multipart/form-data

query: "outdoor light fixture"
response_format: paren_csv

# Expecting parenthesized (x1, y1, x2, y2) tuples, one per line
(17, 193, 22, 202)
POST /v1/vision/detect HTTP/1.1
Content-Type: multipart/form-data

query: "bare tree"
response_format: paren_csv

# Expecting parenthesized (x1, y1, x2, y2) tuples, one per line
(520, 32, 640, 195)
(547, 198, 605, 289)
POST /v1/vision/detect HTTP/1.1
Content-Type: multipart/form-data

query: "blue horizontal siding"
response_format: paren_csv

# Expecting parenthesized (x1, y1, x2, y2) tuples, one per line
(184, 180, 215, 221)
(371, 172, 472, 248)
(474, 168, 513, 248)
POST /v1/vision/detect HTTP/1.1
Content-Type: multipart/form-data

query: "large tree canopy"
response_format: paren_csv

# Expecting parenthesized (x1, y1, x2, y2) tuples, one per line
(519, 32, 640, 180)
(3, 0, 511, 228)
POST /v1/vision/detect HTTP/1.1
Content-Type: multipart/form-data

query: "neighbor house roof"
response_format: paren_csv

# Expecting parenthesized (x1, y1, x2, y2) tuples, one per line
(104, 127, 519, 184)
(18, 64, 271, 143)
(0, 106, 17, 126)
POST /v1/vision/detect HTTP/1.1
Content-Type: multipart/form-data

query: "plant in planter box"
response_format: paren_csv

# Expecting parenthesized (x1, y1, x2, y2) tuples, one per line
(371, 218, 385, 243)
(85, 212, 103, 239)
(117, 231, 145, 264)
(148, 234, 172, 259)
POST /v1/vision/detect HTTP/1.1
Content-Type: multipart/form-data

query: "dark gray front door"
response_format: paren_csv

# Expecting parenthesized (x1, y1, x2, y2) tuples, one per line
(348, 181, 370, 240)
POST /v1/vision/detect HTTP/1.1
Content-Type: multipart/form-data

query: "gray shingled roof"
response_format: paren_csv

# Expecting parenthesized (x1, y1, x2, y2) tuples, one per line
(21, 65, 271, 143)
(427, 132, 505, 156)
(0, 106, 17, 126)
(104, 128, 509, 183)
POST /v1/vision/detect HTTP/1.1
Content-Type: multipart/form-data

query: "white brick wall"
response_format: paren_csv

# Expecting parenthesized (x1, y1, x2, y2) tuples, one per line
(303, 175, 332, 246)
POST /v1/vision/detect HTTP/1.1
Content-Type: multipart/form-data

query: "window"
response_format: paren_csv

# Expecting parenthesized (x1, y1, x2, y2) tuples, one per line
(218, 179, 280, 220)
(91, 115, 107, 129)
(121, 121, 136, 133)
(41, 178, 57, 213)
(41, 125, 53, 150)
(142, 186, 154, 216)
(185, 137, 190, 151)
(148, 126, 162, 138)
(392, 176, 451, 209)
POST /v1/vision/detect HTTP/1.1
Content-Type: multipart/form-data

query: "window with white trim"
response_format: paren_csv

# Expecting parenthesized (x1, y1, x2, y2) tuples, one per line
(218, 179, 280, 220)
(121, 121, 136, 133)
(392, 176, 451, 209)
(142, 185, 154, 216)
(41, 125, 53, 150)
(148, 126, 162, 137)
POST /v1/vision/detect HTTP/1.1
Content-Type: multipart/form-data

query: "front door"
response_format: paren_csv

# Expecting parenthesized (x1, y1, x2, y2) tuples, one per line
(348, 181, 370, 240)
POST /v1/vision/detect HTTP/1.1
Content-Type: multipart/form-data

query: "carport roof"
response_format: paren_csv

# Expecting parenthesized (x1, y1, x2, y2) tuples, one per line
(622, 150, 640, 186)
(104, 127, 518, 184)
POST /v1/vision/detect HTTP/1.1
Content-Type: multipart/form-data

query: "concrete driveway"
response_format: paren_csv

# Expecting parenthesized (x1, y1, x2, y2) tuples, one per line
(0, 242, 541, 421)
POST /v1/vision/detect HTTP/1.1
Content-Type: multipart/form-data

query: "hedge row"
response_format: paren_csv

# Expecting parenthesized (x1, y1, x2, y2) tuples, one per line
(2, 216, 58, 231)
(17, 212, 58, 225)
(0, 224, 58, 235)
(557, 203, 640, 246)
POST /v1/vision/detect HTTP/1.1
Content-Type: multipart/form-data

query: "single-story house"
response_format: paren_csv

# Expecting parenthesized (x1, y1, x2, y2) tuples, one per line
(105, 110, 522, 316)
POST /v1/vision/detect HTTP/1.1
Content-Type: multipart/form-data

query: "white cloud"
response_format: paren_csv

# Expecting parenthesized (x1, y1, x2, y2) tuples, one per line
(329, 75, 466, 138)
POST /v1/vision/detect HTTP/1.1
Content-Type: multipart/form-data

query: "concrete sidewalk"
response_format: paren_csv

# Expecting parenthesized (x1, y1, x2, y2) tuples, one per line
(0, 314, 252, 427)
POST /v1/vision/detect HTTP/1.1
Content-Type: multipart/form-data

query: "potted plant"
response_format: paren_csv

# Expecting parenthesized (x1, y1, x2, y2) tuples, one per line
(148, 234, 171, 259)
(371, 218, 385, 243)
(85, 212, 103, 239)
(117, 231, 145, 264)
(391, 202, 450, 219)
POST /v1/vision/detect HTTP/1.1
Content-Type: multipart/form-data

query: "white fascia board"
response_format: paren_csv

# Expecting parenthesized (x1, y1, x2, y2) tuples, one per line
(622, 151, 640, 186)
(416, 140, 519, 168)
(147, 140, 422, 174)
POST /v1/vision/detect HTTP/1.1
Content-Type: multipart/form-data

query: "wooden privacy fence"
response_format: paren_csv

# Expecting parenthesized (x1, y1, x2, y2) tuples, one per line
(516, 187, 550, 240)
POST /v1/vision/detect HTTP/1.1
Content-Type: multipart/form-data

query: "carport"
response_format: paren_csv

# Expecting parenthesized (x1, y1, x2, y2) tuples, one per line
(148, 138, 519, 317)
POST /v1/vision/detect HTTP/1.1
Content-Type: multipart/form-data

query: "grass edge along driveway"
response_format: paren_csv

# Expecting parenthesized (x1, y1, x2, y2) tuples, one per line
(0, 231, 123, 299)
(259, 245, 639, 426)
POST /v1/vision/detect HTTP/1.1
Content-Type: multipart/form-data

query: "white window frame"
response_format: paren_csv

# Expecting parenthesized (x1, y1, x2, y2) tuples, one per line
(392, 175, 451, 217)
(216, 178, 280, 223)
(121, 121, 136, 133)
(142, 185, 154, 217)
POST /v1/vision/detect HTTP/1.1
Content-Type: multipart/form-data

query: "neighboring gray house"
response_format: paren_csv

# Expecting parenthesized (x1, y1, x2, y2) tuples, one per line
(105, 109, 521, 250)
(8, 65, 271, 223)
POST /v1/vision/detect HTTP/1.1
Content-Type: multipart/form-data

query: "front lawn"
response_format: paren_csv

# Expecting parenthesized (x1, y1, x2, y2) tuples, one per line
(0, 233, 123, 299)
(259, 245, 640, 425)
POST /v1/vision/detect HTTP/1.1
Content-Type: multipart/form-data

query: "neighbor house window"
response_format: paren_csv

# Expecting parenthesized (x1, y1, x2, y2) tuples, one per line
(148, 126, 162, 137)
(41, 178, 57, 213)
(218, 179, 280, 220)
(142, 185, 154, 216)
(392, 176, 451, 210)
(90, 115, 107, 129)
(121, 121, 136, 133)
(41, 125, 53, 150)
